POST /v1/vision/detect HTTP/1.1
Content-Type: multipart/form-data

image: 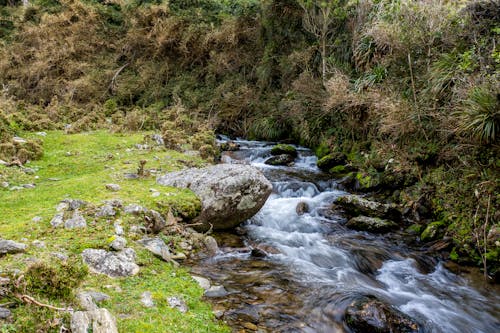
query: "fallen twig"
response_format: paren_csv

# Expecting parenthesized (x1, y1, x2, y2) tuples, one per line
(15, 294, 73, 312)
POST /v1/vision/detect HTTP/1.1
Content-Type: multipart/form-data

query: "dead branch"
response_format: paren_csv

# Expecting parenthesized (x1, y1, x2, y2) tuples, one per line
(15, 294, 73, 312)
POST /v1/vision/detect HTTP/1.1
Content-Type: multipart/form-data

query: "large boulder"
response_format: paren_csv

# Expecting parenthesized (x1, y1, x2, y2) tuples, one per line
(345, 296, 420, 333)
(264, 154, 295, 166)
(71, 308, 118, 333)
(0, 239, 27, 255)
(157, 164, 272, 231)
(81, 248, 139, 278)
(335, 195, 401, 220)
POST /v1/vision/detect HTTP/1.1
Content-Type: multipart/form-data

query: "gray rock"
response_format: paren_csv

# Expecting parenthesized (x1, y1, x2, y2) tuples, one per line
(141, 291, 155, 308)
(109, 236, 127, 251)
(77, 292, 98, 311)
(346, 216, 399, 233)
(137, 237, 171, 261)
(167, 296, 188, 313)
(1, 181, 9, 188)
(9, 186, 24, 191)
(22, 167, 36, 174)
(12, 136, 27, 144)
(335, 195, 401, 220)
(50, 213, 64, 227)
(191, 275, 211, 291)
(32, 216, 42, 223)
(105, 184, 121, 192)
(22, 183, 36, 189)
(65, 210, 87, 229)
(36, 131, 47, 137)
(71, 308, 118, 333)
(204, 236, 219, 255)
(82, 248, 139, 278)
(88, 291, 111, 303)
(124, 204, 147, 215)
(32, 240, 46, 248)
(204, 285, 228, 298)
(114, 222, 124, 236)
(151, 134, 164, 146)
(62, 199, 88, 211)
(0, 307, 11, 319)
(157, 164, 272, 231)
(56, 202, 69, 212)
(0, 239, 27, 255)
(104, 199, 123, 208)
(96, 204, 116, 218)
(296, 201, 309, 215)
(51, 252, 69, 261)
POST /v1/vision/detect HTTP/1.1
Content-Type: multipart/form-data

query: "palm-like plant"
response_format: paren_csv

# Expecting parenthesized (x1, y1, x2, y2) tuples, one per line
(458, 86, 500, 144)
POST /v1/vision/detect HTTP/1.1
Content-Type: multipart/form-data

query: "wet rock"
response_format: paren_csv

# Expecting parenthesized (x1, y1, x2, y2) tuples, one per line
(296, 201, 309, 215)
(96, 204, 116, 218)
(346, 216, 399, 233)
(270, 144, 297, 157)
(167, 296, 188, 313)
(345, 296, 420, 333)
(251, 248, 267, 258)
(71, 308, 118, 333)
(0, 307, 11, 319)
(141, 291, 155, 308)
(65, 210, 87, 229)
(264, 154, 295, 166)
(335, 195, 401, 220)
(105, 184, 121, 192)
(191, 275, 211, 291)
(0, 239, 27, 255)
(316, 152, 347, 171)
(82, 248, 139, 278)
(137, 237, 171, 261)
(109, 236, 127, 251)
(204, 285, 229, 298)
(220, 141, 240, 151)
(157, 164, 272, 231)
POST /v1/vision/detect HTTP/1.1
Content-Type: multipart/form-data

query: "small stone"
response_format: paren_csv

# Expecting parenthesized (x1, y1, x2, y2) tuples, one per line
(0, 239, 27, 254)
(167, 296, 188, 313)
(141, 291, 155, 308)
(62, 199, 87, 211)
(36, 131, 47, 137)
(22, 183, 36, 189)
(204, 236, 218, 255)
(0, 307, 12, 319)
(171, 252, 187, 260)
(32, 240, 46, 248)
(9, 186, 24, 191)
(88, 291, 111, 303)
(22, 167, 36, 174)
(250, 248, 267, 258)
(296, 202, 309, 215)
(77, 292, 98, 311)
(56, 202, 69, 212)
(191, 276, 211, 291)
(51, 252, 69, 261)
(109, 236, 127, 251)
(96, 204, 116, 218)
(65, 210, 87, 229)
(104, 199, 123, 208)
(105, 184, 121, 192)
(66, 151, 72, 156)
(204, 285, 228, 298)
(137, 237, 171, 261)
(50, 213, 64, 228)
(32, 216, 42, 222)
(114, 222, 124, 236)
(12, 136, 27, 144)
(151, 191, 160, 198)
(151, 134, 164, 146)
(124, 204, 147, 215)
(0, 159, 7, 166)
(242, 322, 258, 331)
(1, 181, 9, 188)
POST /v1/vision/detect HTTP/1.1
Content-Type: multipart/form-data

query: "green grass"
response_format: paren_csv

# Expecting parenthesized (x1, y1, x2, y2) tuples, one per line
(0, 130, 229, 333)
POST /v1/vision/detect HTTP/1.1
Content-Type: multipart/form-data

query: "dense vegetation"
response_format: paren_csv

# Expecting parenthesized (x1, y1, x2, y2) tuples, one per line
(0, 0, 498, 279)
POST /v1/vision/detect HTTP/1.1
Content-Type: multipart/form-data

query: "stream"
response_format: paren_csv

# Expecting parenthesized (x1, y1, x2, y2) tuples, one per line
(190, 139, 500, 333)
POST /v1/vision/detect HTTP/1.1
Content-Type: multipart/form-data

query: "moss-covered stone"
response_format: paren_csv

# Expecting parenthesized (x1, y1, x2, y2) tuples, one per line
(317, 152, 347, 171)
(420, 221, 446, 242)
(406, 224, 424, 235)
(271, 144, 297, 157)
(354, 171, 381, 192)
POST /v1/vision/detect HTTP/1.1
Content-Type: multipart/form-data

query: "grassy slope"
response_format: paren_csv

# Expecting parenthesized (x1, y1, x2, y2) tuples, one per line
(0, 130, 229, 333)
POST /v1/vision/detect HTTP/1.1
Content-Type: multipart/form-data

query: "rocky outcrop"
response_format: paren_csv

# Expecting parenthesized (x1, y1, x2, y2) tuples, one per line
(81, 248, 139, 278)
(345, 296, 420, 333)
(346, 216, 399, 233)
(335, 195, 401, 220)
(157, 164, 272, 231)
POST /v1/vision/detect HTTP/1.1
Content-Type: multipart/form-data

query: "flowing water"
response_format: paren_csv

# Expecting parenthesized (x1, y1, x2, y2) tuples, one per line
(190, 138, 500, 333)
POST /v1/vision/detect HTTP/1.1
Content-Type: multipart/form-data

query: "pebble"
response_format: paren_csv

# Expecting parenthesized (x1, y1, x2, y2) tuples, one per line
(36, 132, 47, 137)
(32, 216, 42, 223)
(140, 291, 155, 308)
(114, 222, 124, 236)
(242, 322, 258, 331)
(105, 184, 121, 192)
(1, 181, 9, 188)
(22, 183, 36, 189)
(109, 236, 127, 251)
(0, 307, 12, 319)
(167, 296, 188, 313)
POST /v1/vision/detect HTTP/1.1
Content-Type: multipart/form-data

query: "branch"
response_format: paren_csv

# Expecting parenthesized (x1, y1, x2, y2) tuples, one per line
(15, 294, 73, 312)
(108, 63, 130, 93)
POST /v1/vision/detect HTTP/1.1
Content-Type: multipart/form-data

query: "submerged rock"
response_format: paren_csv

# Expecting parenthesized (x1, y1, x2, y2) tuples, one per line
(296, 201, 309, 215)
(346, 216, 399, 233)
(345, 296, 420, 333)
(157, 164, 272, 231)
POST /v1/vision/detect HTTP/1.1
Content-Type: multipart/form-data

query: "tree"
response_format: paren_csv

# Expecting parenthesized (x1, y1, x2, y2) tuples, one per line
(298, 0, 348, 85)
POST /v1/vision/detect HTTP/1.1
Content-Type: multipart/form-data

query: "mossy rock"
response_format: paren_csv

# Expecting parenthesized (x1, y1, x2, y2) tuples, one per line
(317, 152, 347, 171)
(354, 171, 381, 192)
(265, 154, 295, 166)
(271, 144, 297, 157)
(346, 216, 399, 233)
(420, 221, 446, 242)
(406, 224, 424, 235)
